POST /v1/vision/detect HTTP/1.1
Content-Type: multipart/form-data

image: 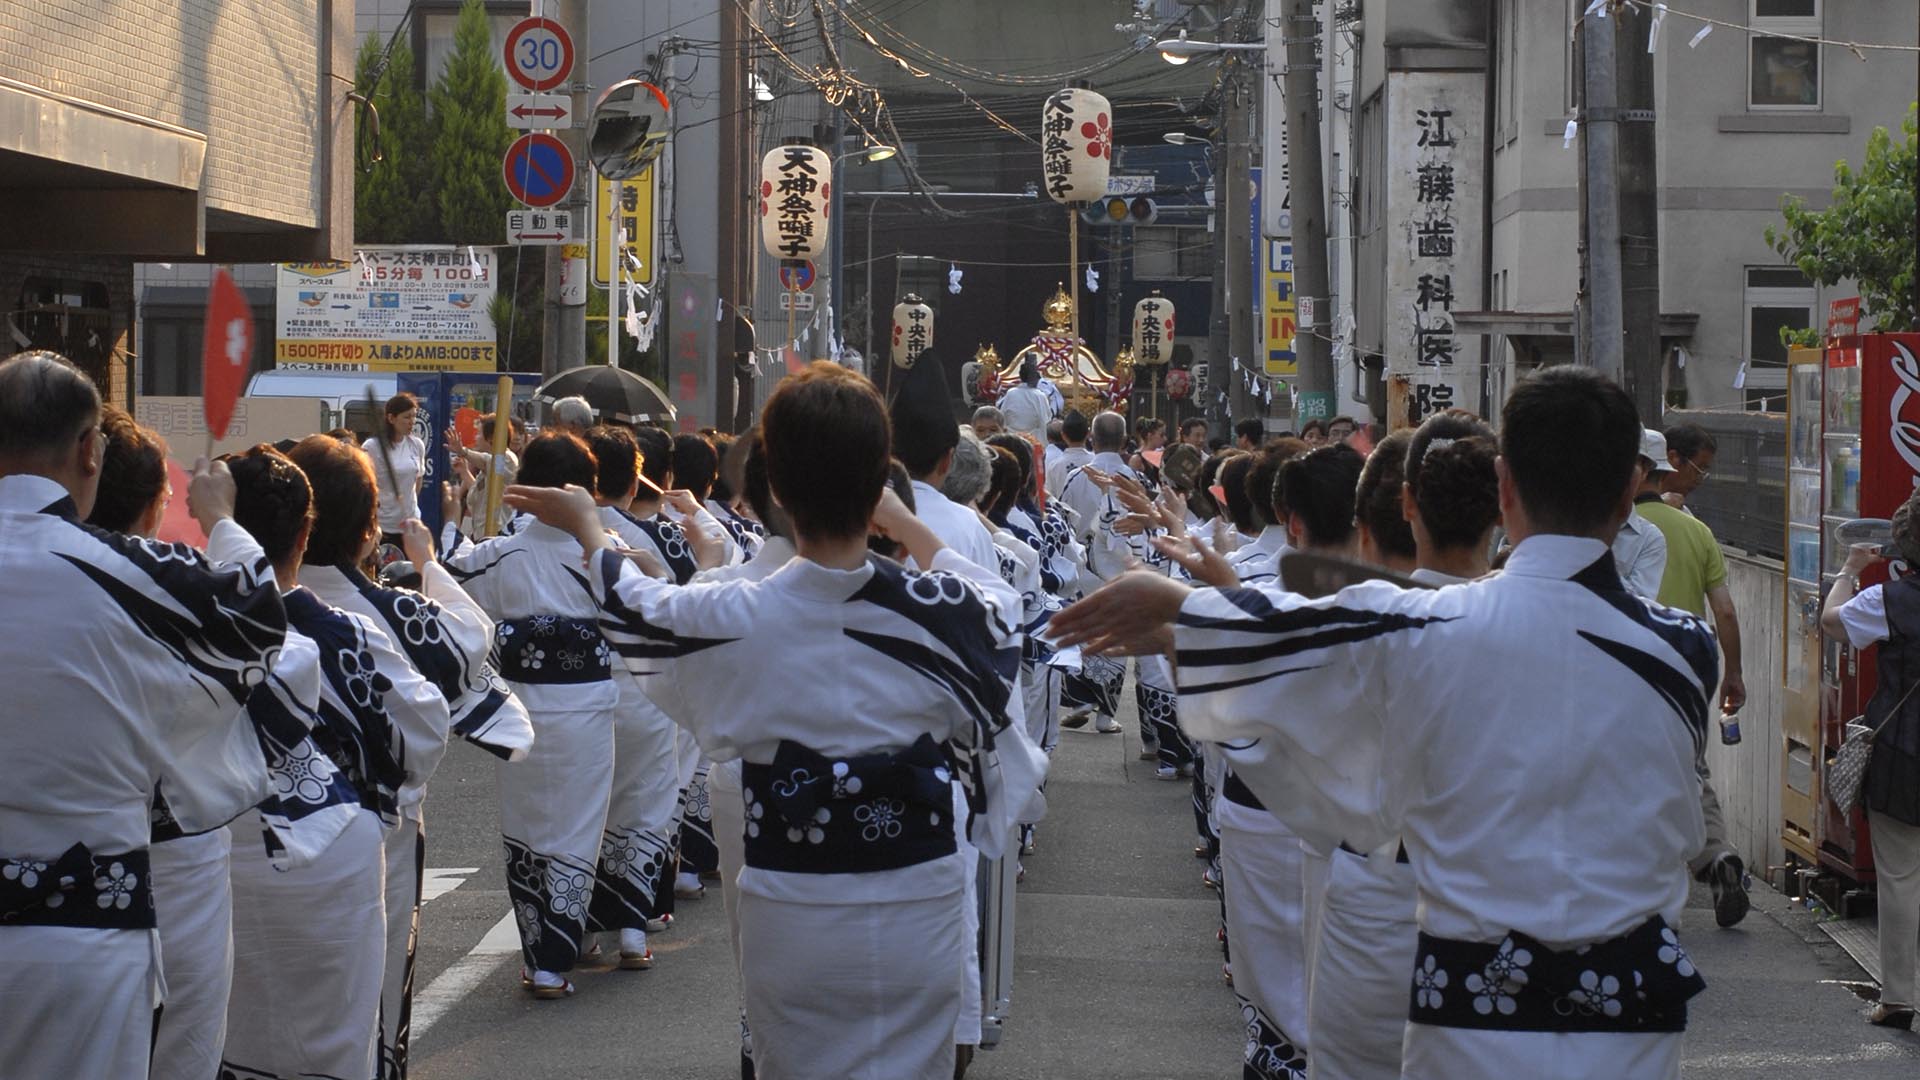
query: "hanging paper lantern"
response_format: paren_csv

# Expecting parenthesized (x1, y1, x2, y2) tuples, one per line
(1040, 86, 1112, 204)
(1164, 367, 1193, 401)
(758, 143, 831, 260)
(891, 295, 934, 369)
(1132, 293, 1175, 366)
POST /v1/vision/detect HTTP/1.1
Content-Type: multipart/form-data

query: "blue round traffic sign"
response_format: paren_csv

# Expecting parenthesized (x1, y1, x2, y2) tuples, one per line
(503, 133, 575, 209)
(779, 260, 815, 292)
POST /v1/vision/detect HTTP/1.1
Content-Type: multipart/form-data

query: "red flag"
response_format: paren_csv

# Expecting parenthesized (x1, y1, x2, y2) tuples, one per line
(154, 458, 207, 549)
(201, 269, 254, 441)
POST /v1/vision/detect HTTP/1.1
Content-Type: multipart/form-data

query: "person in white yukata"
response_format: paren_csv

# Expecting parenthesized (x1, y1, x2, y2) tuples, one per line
(217, 444, 447, 1080)
(1047, 409, 1095, 499)
(1055, 366, 1715, 1080)
(0, 352, 287, 1080)
(441, 432, 624, 999)
(504, 362, 1047, 1080)
(698, 431, 798, 1079)
(1304, 419, 1495, 1080)
(288, 433, 532, 1078)
(1057, 411, 1144, 735)
(891, 351, 1015, 1068)
(583, 424, 720, 968)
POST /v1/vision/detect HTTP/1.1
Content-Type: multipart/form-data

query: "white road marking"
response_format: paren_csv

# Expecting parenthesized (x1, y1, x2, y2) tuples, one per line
(1685, 1042, 1913, 1068)
(420, 866, 479, 904)
(410, 911, 521, 1040)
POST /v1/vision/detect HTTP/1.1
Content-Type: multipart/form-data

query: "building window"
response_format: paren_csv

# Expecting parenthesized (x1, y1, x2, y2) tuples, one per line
(1749, 0, 1820, 110)
(1743, 266, 1814, 411)
(1494, 0, 1519, 143)
(139, 308, 274, 397)
(1133, 227, 1211, 280)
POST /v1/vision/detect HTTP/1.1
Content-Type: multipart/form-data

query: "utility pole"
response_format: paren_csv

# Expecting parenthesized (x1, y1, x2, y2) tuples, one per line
(1225, 72, 1256, 428)
(1576, 1, 1660, 419)
(1279, 0, 1333, 423)
(541, 0, 590, 376)
(1616, 1, 1661, 422)
(719, 0, 753, 430)
(1206, 94, 1235, 431)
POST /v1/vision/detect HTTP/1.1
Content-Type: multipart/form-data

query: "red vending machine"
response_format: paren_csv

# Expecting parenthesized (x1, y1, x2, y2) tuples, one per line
(1784, 333, 1920, 881)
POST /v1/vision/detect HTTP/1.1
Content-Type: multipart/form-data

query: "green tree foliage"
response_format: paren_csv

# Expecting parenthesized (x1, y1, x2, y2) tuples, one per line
(430, 0, 513, 244)
(1766, 106, 1918, 333)
(490, 253, 545, 373)
(355, 34, 437, 244)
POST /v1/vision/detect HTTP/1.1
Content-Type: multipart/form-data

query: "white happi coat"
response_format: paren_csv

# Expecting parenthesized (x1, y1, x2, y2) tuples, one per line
(1175, 535, 1714, 1079)
(0, 475, 286, 1080)
(584, 545, 1046, 1080)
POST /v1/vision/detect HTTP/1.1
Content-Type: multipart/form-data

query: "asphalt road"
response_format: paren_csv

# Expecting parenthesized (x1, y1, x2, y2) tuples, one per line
(405, 700, 1920, 1078)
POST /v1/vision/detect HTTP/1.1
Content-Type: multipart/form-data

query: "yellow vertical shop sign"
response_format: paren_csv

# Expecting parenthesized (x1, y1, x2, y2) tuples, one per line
(594, 167, 656, 288)
(1263, 238, 1298, 377)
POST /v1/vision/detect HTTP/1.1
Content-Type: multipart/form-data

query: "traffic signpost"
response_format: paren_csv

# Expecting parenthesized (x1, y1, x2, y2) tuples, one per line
(503, 17, 573, 92)
(778, 260, 815, 292)
(506, 93, 573, 129)
(778, 291, 815, 312)
(507, 209, 573, 245)
(503, 132, 574, 209)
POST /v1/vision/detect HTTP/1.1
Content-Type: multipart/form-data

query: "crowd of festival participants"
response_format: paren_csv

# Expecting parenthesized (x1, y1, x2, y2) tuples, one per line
(7, 336, 1914, 1080)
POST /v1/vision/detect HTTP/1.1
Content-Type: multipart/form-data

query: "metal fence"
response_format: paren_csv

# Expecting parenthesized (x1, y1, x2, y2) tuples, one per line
(1663, 408, 1786, 560)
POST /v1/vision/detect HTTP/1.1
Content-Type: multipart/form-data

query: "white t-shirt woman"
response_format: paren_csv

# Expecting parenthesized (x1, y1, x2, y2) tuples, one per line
(362, 433, 426, 534)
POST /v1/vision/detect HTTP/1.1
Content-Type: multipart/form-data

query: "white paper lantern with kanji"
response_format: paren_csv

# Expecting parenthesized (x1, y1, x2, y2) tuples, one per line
(891, 296, 934, 369)
(758, 144, 831, 260)
(1132, 294, 1175, 366)
(1040, 87, 1112, 205)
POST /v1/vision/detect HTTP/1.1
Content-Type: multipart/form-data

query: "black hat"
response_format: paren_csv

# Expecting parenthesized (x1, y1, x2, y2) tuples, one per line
(890, 350, 959, 477)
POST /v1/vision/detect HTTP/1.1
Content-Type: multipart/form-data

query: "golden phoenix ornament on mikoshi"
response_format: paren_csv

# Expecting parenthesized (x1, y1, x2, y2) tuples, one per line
(976, 284, 1133, 415)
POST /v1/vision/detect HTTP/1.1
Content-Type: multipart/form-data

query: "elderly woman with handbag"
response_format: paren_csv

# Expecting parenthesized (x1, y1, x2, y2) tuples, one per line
(1821, 496, 1920, 1031)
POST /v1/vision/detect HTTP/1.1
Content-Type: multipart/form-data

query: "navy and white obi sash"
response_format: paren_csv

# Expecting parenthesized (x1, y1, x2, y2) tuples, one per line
(739, 735, 958, 875)
(1409, 916, 1706, 1033)
(493, 616, 613, 686)
(0, 843, 154, 930)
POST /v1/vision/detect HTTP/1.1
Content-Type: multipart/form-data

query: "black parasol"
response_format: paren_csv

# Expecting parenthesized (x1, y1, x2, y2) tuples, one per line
(534, 365, 677, 427)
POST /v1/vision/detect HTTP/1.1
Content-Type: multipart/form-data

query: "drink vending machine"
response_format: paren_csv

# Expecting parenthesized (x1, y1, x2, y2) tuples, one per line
(1782, 333, 1920, 881)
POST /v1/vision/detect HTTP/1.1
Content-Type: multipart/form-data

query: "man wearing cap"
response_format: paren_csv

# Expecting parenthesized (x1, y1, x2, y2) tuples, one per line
(1612, 429, 1671, 600)
(1635, 428, 1749, 928)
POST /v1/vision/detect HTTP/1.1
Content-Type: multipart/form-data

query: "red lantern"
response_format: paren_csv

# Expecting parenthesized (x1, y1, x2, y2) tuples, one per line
(1165, 367, 1193, 401)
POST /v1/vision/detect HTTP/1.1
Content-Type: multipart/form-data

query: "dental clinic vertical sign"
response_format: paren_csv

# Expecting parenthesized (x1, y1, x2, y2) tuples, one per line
(1384, 70, 1484, 425)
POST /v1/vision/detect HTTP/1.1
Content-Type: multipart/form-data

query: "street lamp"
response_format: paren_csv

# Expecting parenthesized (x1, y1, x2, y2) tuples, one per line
(836, 142, 897, 165)
(1161, 132, 1213, 147)
(1156, 32, 1267, 65)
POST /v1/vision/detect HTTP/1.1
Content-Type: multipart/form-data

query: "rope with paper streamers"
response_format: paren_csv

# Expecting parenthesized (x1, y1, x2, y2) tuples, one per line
(1586, 0, 1920, 60)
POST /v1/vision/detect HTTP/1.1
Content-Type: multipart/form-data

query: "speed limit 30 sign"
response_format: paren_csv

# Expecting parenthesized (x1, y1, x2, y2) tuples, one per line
(504, 17, 573, 93)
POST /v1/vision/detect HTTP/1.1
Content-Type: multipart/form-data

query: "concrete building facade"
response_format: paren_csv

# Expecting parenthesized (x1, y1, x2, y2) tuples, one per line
(1481, 0, 1914, 412)
(2, 0, 355, 403)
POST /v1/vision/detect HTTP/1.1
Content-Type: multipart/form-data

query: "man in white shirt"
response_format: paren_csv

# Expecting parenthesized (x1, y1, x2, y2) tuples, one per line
(1612, 429, 1670, 601)
(997, 361, 1054, 442)
(1047, 410, 1094, 498)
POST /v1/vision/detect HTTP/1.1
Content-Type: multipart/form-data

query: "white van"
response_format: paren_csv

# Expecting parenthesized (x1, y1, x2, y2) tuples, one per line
(245, 370, 398, 433)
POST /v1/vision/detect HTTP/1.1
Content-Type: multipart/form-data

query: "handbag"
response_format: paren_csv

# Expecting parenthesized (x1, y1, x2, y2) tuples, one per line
(1828, 679, 1920, 814)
